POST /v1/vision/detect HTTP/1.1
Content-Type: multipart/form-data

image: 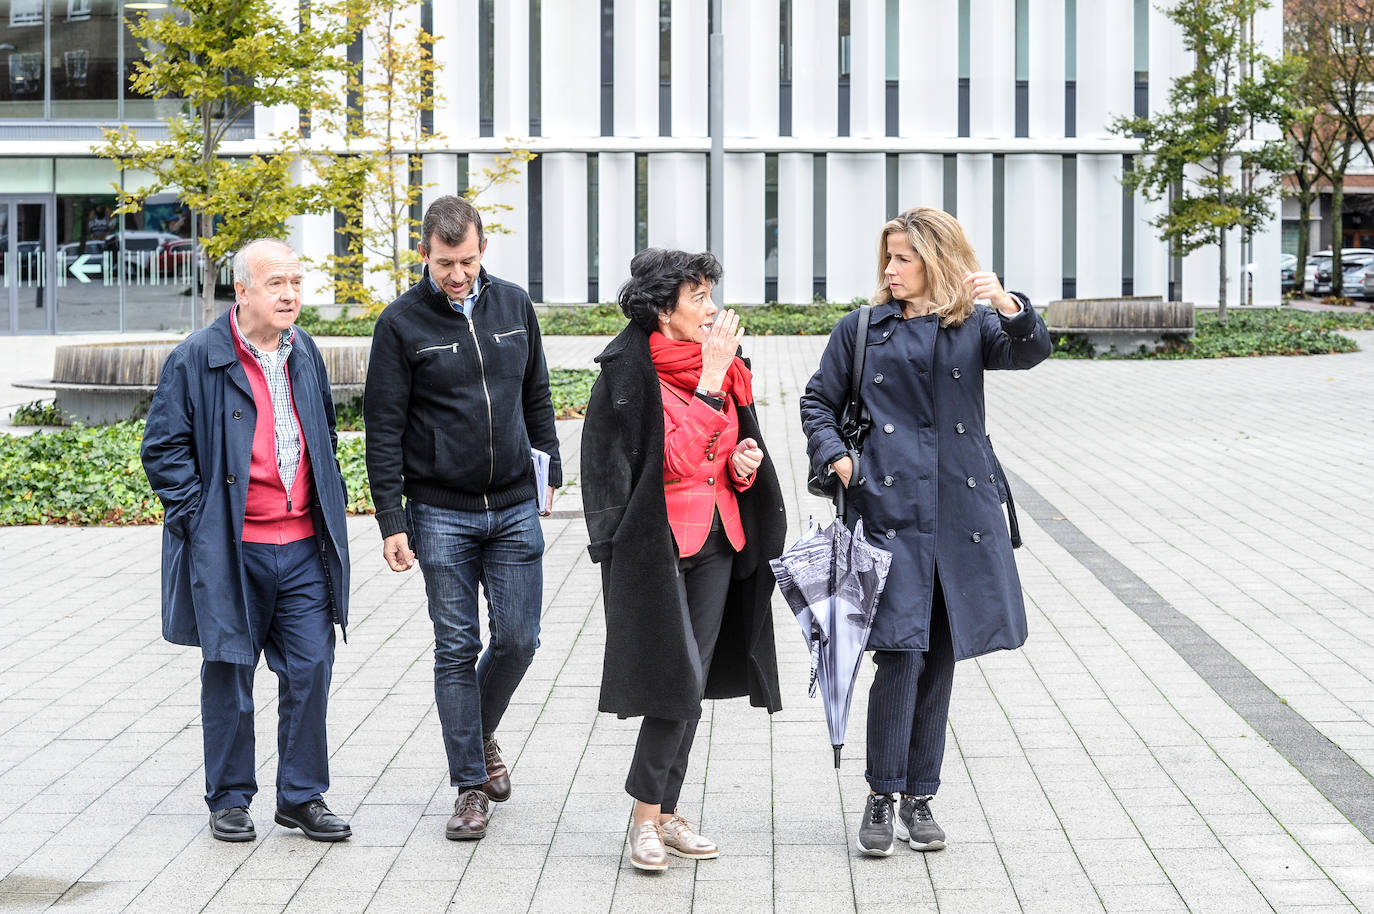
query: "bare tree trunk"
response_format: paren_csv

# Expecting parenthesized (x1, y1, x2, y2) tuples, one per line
(1330, 179, 1346, 297)
(1217, 160, 1228, 324)
(1295, 190, 1312, 300)
(200, 101, 218, 330)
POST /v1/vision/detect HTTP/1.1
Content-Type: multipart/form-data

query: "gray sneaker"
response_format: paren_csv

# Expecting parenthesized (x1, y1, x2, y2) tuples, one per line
(856, 793, 896, 856)
(896, 794, 946, 851)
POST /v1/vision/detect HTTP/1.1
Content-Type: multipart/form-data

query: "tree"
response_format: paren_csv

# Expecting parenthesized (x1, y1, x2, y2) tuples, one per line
(312, 1, 535, 315)
(1113, 0, 1299, 322)
(313, 0, 438, 313)
(95, 0, 353, 329)
(1285, 0, 1374, 296)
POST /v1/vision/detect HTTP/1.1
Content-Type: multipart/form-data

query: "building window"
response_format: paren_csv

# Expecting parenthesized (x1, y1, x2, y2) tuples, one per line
(600, 0, 613, 136)
(635, 152, 648, 252)
(885, 0, 898, 136)
(837, 0, 850, 137)
(123, 3, 193, 122)
(1, 0, 46, 117)
(812, 153, 825, 300)
(529, 0, 541, 136)
(1134, 0, 1148, 120)
(1065, 0, 1076, 137)
(992, 153, 1004, 278)
(764, 153, 777, 302)
(779, 0, 792, 136)
(527, 154, 542, 301)
(1062, 155, 1077, 298)
(885, 152, 898, 219)
(1014, 0, 1028, 137)
(479, 0, 494, 136)
(957, 0, 970, 137)
(587, 153, 599, 302)
(658, 0, 671, 137)
(1122, 155, 1134, 295)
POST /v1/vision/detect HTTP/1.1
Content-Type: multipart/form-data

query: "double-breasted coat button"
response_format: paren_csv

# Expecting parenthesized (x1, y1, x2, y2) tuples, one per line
(883, 423, 895, 434)
(226, 474, 236, 485)
(707, 477, 715, 485)
(971, 532, 982, 543)
(966, 476, 977, 488)
(885, 529, 896, 539)
(232, 409, 242, 419)
(883, 475, 894, 486)
(955, 422, 966, 434)
(707, 453, 715, 461)
(873, 373, 884, 384)
(951, 367, 962, 379)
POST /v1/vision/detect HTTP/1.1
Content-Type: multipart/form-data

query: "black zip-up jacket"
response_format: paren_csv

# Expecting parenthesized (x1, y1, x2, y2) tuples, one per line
(364, 267, 563, 538)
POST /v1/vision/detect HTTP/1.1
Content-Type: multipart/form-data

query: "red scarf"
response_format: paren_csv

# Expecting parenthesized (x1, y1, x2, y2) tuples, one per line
(648, 331, 755, 407)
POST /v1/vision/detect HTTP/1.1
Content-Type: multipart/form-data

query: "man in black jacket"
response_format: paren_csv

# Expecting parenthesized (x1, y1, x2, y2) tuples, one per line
(364, 195, 562, 841)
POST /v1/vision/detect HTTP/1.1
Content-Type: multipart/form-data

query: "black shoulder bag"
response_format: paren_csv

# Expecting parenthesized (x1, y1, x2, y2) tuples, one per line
(807, 304, 873, 502)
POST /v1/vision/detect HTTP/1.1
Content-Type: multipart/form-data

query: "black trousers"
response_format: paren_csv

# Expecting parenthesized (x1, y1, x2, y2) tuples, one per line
(864, 571, 956, 795)
(625, 522, 734, 811)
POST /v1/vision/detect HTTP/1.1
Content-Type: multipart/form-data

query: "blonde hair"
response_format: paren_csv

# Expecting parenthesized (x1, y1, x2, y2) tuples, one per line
(873, 207, 979, 327)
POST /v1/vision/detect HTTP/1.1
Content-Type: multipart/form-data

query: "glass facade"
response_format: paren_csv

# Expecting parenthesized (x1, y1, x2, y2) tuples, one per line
(0, 159, 198, 332)
(1, 0, 186, 121)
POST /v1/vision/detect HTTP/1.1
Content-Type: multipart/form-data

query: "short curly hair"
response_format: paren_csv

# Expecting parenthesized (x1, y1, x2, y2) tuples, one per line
(617, 248, 724, 334)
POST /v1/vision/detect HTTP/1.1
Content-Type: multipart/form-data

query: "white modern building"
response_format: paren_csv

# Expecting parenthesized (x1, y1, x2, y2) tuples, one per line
(0, 0, 1285, 334)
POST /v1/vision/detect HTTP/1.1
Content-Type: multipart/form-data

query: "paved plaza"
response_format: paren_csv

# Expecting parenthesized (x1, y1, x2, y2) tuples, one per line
(2, 326, 1374, 913)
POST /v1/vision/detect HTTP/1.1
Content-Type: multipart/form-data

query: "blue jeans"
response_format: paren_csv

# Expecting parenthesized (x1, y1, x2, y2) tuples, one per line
(202, 536, 335, 811)
(409, 499, 544, 788)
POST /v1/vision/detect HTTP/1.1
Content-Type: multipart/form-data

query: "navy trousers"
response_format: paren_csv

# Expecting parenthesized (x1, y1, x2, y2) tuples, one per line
(865, 572, 956, 795)
(201, 536, 336, 811)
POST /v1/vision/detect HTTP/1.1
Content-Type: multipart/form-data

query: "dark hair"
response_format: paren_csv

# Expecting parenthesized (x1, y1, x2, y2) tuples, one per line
(617, 248, 723, 333)
(421, 195, 484, 251)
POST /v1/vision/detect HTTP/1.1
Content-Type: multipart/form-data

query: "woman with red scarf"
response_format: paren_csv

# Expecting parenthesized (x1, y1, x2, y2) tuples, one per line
(581, 249, 786, 873)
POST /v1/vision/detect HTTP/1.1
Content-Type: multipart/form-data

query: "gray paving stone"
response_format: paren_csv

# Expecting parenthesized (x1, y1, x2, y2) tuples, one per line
(6, 334, 1374, 911)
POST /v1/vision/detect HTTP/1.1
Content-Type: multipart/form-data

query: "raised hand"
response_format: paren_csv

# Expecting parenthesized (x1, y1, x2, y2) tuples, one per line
(699, 308, 744, 391)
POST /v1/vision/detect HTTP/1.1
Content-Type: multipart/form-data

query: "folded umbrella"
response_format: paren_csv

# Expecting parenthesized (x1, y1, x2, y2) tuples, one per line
(770, 514, 892, 768)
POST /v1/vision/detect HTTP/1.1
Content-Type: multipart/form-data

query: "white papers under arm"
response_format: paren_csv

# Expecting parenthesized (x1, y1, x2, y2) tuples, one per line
(531, 447, 552, 512)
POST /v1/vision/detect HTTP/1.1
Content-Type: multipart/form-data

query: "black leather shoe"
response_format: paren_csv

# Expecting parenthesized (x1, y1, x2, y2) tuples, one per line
(209, 806, 256, 842)
(274, 799, 351, 842)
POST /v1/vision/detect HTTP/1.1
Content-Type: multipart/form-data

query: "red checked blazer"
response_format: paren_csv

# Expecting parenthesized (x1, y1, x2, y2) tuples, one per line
(660, 381, 754, 557)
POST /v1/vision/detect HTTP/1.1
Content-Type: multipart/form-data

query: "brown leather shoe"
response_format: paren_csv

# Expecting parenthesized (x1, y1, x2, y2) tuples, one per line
(445, 788, 489, 840)
(481, 736, 511, 802)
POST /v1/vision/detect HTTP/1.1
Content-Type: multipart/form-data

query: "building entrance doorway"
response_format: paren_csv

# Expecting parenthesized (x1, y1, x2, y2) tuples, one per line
(1, 195, 56, 334)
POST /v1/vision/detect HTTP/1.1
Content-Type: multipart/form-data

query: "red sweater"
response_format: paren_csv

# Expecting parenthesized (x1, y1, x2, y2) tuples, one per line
(234, 333, 316, 545)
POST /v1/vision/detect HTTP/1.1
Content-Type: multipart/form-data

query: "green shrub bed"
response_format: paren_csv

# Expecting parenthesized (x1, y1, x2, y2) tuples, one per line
(334, 368, 597, 431)
(1052, 308, 1373, 359)
(0, 422, 374, 526)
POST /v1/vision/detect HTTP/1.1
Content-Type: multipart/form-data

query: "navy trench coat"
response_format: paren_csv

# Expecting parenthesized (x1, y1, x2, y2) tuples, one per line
(141, 309, 351, 666)
(799, 297, 1050, 658)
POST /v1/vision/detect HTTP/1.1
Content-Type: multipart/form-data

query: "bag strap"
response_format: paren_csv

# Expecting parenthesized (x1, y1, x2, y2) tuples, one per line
(848, 304, 871, 411)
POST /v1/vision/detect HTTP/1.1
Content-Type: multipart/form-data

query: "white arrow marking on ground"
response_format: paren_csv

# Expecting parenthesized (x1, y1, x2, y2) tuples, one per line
(68, 254, 101, 284)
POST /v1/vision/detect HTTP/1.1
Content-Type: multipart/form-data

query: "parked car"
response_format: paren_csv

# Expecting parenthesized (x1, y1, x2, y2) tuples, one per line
(1315, 253, 1373, 297)
(105, 230, 182, 277)
(1304, 248, 1374, 296)
(1279, 253, 1297, 292)
(1361, 262, 1374, 301)
(1245, 253, 1299, 294)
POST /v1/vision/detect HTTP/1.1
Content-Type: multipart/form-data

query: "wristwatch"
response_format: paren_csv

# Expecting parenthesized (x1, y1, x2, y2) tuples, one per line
(695, 386, 726, 398)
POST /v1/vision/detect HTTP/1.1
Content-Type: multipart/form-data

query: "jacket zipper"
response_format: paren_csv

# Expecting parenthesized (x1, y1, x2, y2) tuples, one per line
(417, 341, 459, 354)
(466, 290, 495, 508)
(493, 328, 527, 341)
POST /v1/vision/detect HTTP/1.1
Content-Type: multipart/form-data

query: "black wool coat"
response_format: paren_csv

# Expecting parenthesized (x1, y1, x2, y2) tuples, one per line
(581, 322, 786, 721)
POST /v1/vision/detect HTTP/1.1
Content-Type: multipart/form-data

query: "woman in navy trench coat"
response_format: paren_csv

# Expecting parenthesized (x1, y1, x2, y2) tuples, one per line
(800, 207, 1050, 857)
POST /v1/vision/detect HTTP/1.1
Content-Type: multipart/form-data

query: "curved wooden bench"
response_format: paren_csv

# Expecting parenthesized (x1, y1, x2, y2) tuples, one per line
(1045, 297, 1195, 355)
